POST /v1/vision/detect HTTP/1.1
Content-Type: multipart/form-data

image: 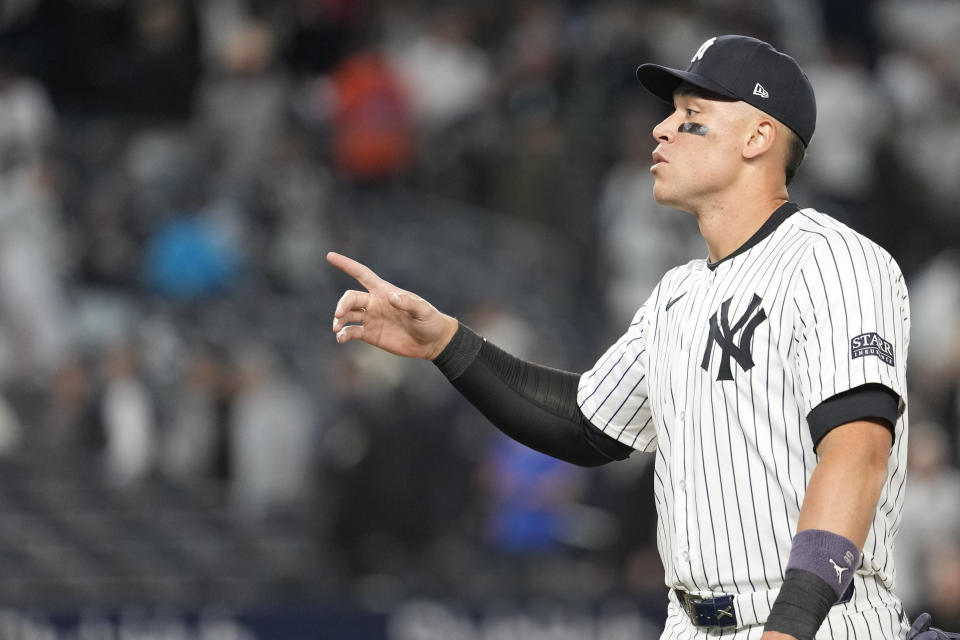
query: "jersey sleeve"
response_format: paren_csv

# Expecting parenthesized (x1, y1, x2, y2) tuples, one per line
(577, 296, 656, 453)
(791, 232, 909, 427)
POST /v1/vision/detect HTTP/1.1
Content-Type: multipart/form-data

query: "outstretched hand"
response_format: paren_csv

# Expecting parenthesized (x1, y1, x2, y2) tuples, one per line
(327, 252, 459, 360)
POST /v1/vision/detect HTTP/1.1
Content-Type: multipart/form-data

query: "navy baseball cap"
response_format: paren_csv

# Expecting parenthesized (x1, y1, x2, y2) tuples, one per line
(636, 35, 816, 146)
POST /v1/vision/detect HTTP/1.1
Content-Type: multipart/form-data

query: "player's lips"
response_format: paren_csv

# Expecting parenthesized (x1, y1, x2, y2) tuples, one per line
(651, 150, 668, 172)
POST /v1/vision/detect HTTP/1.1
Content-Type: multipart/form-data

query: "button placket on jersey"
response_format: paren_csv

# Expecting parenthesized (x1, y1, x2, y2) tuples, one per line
(671, 297, 695, 572)
(672, 270, 710, 577)
(674, 403, 694, 569)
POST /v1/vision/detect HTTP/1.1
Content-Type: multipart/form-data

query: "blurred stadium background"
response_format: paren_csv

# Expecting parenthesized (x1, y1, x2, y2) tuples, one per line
(1, 0, 959, 638)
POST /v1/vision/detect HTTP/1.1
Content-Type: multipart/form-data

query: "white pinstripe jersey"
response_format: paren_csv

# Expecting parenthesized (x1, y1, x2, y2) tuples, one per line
(578, 206, 910, 621)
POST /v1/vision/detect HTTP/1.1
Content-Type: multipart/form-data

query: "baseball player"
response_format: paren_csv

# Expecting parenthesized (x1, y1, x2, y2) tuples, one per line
(328, 35, 946, 640)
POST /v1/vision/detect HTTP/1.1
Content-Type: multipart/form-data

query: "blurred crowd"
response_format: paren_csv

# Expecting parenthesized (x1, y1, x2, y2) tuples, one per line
(1, 0, 959, 624)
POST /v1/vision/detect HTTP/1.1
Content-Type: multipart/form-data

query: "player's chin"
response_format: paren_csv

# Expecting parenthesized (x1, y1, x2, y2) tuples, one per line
(651, 185, 695, 215)
(651, 182, 679, 208)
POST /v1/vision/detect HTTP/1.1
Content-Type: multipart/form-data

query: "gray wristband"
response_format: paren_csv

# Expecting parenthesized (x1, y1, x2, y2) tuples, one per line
(787, 529, 859, 600)
(765, 530, 860, 639)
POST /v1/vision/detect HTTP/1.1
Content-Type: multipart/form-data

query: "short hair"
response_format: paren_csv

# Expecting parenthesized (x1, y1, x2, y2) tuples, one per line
(784, 129, 806, 186)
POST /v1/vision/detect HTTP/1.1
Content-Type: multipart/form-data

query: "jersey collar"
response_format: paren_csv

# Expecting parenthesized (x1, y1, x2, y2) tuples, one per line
(706, 201, 800, 271)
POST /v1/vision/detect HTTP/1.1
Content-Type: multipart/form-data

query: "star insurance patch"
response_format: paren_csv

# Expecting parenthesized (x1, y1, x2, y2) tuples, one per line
(850, 332, 895, 367)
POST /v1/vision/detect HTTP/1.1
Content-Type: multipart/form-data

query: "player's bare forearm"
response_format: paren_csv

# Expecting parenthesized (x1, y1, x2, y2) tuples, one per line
(327, 252, 459, 360)
(796, 419, 893, 548)
(759, 423, 891, 640)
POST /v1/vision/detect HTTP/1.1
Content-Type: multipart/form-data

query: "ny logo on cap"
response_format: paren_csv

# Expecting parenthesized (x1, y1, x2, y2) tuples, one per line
(691, 37, 717, 63)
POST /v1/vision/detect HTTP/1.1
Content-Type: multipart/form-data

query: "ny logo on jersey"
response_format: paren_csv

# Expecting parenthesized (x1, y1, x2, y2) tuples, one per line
(701, 294, 768, 381)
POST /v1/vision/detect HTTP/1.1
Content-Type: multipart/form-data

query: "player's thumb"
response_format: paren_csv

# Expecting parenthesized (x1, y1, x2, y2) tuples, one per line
(390, 291, 429, 319)
(390, 291, 412, 313)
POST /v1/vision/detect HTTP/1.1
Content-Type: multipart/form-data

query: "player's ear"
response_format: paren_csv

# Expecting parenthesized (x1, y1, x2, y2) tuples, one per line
(742, 117, 777, 160)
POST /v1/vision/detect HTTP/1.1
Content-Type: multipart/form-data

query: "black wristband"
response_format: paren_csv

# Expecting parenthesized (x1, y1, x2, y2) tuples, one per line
(765, 569, 837, 640)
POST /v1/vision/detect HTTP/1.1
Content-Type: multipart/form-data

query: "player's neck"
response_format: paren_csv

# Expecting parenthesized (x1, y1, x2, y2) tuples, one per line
(696, 193, 790, 263)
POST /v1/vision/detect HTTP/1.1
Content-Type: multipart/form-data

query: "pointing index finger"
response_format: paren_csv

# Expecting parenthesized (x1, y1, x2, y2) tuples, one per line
(326, 252, 382, 290)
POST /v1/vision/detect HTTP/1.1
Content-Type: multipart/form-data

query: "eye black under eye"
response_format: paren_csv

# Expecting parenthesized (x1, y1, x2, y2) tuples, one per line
(678, 122, 709, 136)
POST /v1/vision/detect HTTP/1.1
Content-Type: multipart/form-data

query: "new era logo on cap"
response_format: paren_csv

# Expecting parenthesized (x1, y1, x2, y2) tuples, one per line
(635, 35, 817, 146)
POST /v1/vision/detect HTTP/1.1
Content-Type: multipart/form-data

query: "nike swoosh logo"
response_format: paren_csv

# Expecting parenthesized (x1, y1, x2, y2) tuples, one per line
(666, 293, 686, 311)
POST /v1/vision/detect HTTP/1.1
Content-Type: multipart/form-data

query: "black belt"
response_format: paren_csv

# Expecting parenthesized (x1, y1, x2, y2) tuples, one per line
(674, 582, 854, 629)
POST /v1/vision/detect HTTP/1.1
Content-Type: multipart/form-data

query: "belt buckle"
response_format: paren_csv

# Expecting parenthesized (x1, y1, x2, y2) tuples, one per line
(681, 591, 700, 621)
(677, 590, 737, 628)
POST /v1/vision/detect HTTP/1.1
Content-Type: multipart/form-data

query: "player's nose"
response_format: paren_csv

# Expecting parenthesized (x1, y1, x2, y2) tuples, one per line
(652, 111, 678, 144)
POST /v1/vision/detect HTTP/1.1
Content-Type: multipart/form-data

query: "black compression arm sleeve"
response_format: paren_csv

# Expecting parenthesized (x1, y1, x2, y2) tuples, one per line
(433, 324, 634, 466)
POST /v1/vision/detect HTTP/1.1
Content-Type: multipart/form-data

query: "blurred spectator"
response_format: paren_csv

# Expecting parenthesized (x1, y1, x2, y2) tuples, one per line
(874, 0, 960, 58)
(0, 196, 74, 382)
(41, 356, 104, 455)
(323, 346, 477, 592)
(894, 420, 960, 613)
(74, 169, 145, 288)
(142, 213, 243, 300)
(197, 0, 249, 70)
(102, 0, 202, 119)
(874, 0, 960, 256)
(816, 0, 876, 65)
(327, 49, 416, 183)
(500, 1, 567, 88)
(0, 53, 56, 173)
(596, 456, 664, 599)
(291, 44, 416, 184)
(388, 7, 493, 134)
(123, 125, 207, 223)
(922, 539, 960, 631)
(159, 345, 228, 483)
(488, 1, 570, 228)
(492, 88, 567, 227)
(228, 343, 316, 521)
(478, 435, 587, 554)
(802, 39, 891, 216)
(905, 251, 960, 457)
(256, 133, 335, 293)
(196, 17, 289, 187)
(100, 341, 157, 486)
(0, 51, 73, 383)
(909, 252, 960, 379)
(383, 5, 498, 203)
